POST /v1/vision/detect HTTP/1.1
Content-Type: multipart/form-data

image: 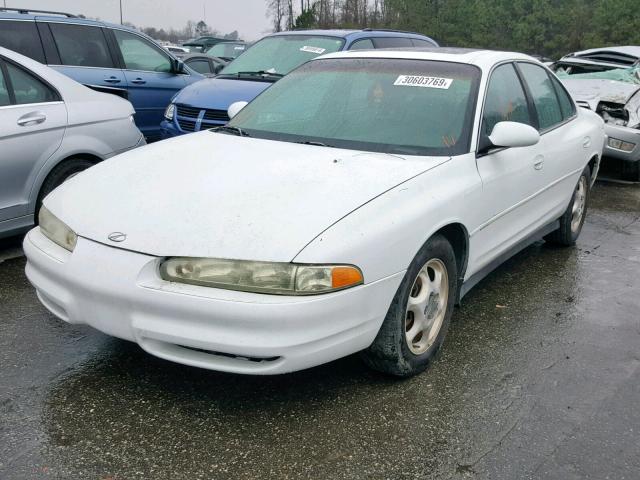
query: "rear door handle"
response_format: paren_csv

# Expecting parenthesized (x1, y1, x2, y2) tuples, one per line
(534, 156, 544, 170)
(131, 78, 146, 85)
(104, 76, 121, 83)
(17, 112, 46, 126)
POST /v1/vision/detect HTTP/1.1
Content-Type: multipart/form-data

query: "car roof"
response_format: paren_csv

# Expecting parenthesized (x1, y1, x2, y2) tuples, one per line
(0, 10, 151, 39)
(317, 47, 537, 70)
(266, 29, 437, 43)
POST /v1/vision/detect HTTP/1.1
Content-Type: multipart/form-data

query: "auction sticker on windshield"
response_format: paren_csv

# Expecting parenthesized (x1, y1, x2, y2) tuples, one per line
(300, 46, 326, 54)
(393, 75, 453, 89)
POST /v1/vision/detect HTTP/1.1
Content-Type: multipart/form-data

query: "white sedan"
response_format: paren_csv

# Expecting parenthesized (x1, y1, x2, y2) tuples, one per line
(24, 49, 605, 377)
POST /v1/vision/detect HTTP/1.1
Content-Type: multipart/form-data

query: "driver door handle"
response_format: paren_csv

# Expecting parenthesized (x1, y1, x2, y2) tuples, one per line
(131, 78, 146, 85)
(104, 76, 121, 83)
(17, 112, 47, 127)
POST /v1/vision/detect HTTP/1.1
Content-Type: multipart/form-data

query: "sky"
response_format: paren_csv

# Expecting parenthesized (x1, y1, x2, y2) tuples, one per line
(3, 0, 273, 40)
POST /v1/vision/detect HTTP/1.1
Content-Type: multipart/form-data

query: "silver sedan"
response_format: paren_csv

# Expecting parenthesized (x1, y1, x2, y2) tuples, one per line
(0, 46, 145, 239)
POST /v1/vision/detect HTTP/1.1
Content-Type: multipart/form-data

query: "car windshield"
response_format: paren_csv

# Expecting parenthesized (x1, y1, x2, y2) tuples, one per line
(555, 64, 640, 85)
(225, 58, 481, 156)
(207, 42, 246, 59)
(219, 35, 345, 76)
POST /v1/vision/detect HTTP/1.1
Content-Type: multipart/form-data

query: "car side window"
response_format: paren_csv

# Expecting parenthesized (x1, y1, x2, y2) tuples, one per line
(372, 37, 413, 48)
(186, 59, 212, 75)
(550, 74, 576, 120)
(349, 39, 374, 50)
(113, 29, 172, 73)
(0, 20, 46, 63)
(0, 62, 10, 106)
(518, 63, 563, 130)
(482, 63, 532, 136)
(5, 61, 59, 105)
(49, 23, 115, 68)
(411, 38, 437, 47)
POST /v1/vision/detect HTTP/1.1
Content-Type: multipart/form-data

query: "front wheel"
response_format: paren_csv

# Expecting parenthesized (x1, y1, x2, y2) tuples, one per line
(361, 234, 457, 377)
(545, 166, 591, 246)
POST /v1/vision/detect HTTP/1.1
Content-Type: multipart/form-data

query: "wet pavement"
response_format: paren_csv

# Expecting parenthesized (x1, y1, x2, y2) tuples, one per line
(1, 181, 639, 480)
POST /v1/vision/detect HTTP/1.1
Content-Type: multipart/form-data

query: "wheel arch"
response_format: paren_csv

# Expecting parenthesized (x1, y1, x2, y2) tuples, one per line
(587, 154, 600, 187)
(430, 222, 469, 301)
(30, 153, 103, 214)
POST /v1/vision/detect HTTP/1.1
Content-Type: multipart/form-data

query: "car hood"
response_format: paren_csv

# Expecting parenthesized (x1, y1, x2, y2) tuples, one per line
(173, 77, 272, 110)
(562, 79, 640, 109)
(45, 133, 447, 261)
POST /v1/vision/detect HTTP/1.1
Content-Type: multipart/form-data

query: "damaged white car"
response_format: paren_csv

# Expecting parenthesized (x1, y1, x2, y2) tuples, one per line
(553, 47, 640, 180)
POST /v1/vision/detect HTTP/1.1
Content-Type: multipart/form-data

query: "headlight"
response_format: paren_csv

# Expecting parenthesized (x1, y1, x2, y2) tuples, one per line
(39, 207, 77, 252)
(164, 103, 175, 121)
(608, 137, 636, 152)
(160, 258, 363, 295)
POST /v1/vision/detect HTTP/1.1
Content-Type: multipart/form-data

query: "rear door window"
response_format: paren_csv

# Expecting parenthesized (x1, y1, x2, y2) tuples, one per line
(411, 38, 437, 47)
(349, 39, 374, 50)
(5, 61, 59, 104)
(49, 23, 115, 68)
(113, 29, 172, 73)
(518, 62, 564, 130)
(372, 37, 413, 48)
(0, 20, 46, 63)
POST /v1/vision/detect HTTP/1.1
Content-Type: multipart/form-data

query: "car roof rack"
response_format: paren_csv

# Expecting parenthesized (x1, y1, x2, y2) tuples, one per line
(0, 7, 77, 18)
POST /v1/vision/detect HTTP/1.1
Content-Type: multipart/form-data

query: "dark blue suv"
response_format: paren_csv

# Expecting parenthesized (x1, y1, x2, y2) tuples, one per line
(0, 8, 203, 141)
(161, 29, 438, 137)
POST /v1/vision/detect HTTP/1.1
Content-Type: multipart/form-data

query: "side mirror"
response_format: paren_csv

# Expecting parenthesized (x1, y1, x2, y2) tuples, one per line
(487, 121, 540, 149)
(228, 101, 248, 120)
(171, 58, 186, 74)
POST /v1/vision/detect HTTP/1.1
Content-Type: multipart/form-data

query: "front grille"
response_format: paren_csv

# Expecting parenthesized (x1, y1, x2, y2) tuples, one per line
(177, 118, 197, 132)
(175, 104, 229, 132)
(176, 105, 201, 118)
(202, 109, 229, 122)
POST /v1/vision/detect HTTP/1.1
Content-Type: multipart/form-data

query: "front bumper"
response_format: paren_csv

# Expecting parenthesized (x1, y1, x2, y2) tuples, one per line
(24, 228, 402, 374)
(603, 123, 640, 162)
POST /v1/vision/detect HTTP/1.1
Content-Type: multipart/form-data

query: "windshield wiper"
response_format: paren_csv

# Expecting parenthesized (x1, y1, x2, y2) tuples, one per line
(234, 70, 285, 79)
(296, 140, 335, 148)
(213, 125, 250, 137)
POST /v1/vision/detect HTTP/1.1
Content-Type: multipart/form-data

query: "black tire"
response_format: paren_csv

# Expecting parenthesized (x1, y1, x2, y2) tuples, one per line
(35, 158, 95, 221)
(545, 166, 591, 246)
(361, 234, 457, 377)
(621, 160, 640, 182)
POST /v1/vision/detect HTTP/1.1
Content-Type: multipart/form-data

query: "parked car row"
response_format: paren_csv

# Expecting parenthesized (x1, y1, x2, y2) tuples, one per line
(0, 6, 625, 379)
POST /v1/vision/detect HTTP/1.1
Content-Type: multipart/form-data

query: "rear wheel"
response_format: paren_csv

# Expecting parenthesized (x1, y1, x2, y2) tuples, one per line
(361, 234, 457, 377)
(545, 166, 591, 246)
(35, 158, 95, 221)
